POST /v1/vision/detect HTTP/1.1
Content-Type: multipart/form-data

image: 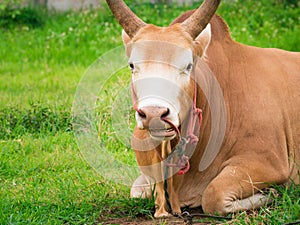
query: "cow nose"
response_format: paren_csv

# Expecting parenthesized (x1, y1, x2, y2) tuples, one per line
(138, 106, 169, 119)
(137, 106, 170, 128)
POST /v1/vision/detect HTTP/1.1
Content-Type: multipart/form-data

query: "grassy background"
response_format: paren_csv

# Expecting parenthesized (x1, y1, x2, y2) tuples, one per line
(0, 0, 299, 224)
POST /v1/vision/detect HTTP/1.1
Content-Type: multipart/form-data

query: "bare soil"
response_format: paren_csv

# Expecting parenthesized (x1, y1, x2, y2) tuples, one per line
(97, 207, 231, 224)
(98, 216, 209, 225)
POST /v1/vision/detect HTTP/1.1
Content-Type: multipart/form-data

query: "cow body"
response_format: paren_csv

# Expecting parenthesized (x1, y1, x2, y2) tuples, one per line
(131, 14, 300, 216)
(106, 0, 300, 217)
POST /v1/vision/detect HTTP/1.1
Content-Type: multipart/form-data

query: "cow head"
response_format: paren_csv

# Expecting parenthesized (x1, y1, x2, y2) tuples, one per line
(106, 0, 220, 141)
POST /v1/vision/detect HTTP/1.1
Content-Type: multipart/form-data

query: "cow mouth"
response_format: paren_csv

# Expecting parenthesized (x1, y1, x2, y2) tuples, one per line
(149, 126, 179, 140)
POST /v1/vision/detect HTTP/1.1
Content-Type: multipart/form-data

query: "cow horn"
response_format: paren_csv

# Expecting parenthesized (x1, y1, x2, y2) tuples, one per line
(181, 0, 221, 39)
(106, 0, 147, 38)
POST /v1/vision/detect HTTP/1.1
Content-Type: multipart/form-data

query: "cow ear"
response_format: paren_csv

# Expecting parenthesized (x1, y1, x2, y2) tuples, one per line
(122, 29, 131, 45)
(193, 24, 211, 57)
(122, 29, 132, 57)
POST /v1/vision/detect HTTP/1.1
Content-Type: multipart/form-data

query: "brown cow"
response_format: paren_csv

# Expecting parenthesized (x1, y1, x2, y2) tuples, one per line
(106, 0, 300, 217)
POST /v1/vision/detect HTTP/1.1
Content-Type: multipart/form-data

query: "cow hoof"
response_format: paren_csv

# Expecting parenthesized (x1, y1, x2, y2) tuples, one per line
(172, 211, 180, 217)
(154, 212, 172, 218)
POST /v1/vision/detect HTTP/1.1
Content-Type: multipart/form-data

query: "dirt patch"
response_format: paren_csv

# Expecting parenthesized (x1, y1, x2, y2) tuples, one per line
(97, 207, 231, 224)
(98, 216, 208, 225)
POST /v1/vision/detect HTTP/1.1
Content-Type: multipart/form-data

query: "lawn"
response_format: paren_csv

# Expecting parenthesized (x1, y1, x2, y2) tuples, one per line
(0, 0, 299, 224)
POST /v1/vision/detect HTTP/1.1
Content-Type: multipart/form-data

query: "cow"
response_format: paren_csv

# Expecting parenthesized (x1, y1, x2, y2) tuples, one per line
(106, 0, 300, 218)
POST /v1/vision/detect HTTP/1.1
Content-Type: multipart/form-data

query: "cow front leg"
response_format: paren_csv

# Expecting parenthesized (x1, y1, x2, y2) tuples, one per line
(154, 172, 183, 217)
(155, 141, 184, 217)
(154, 181, 172, 218)
(164, 167, 184, 216)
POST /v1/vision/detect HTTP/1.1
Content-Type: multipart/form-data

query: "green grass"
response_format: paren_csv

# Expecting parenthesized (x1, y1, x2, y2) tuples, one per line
(0, 0, 299, 224)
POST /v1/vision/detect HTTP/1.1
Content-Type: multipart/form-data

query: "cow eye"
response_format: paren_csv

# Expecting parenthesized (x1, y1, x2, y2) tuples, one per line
(186, 63, 193, 71)
(129, 63, 134, 70)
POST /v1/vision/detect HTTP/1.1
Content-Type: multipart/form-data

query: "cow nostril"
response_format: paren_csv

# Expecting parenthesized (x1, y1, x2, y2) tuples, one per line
(161, 108, 170, 119)
(137, 109, 146, 119)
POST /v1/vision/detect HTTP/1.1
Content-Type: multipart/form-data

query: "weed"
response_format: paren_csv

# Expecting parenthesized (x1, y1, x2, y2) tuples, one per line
(0, 103, 72, 139)
(0, 3, 45, 28)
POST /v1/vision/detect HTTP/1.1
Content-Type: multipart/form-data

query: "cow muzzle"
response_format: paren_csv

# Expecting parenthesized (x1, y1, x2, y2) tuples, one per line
(136, 106, 178, 140)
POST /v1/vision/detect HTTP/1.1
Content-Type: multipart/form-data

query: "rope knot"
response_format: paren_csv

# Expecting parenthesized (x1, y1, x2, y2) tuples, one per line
(187, 134, 199, 145)
(176, 155, 189, 168)
(194, 107, 202, 115)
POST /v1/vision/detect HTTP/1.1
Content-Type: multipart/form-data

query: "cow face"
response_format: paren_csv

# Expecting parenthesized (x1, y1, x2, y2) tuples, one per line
(122, 24, 211, 140)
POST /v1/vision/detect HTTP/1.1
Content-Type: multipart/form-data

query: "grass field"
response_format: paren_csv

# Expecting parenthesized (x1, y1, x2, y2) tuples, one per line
(0, 0, 299, 224)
